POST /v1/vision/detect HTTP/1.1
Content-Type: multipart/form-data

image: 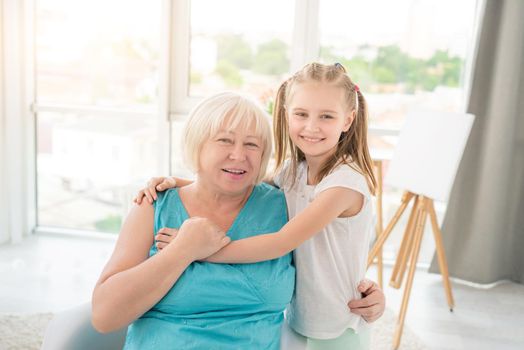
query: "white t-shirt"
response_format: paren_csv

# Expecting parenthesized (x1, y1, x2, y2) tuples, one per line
(274, 160, 373, 339)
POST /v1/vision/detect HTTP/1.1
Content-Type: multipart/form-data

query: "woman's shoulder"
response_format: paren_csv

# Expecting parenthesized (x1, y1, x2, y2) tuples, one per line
(253, 182, 285, 202)
(250, 183, 287, 212)
(243, 183, 288, 231)
(154, 188, 181, 209)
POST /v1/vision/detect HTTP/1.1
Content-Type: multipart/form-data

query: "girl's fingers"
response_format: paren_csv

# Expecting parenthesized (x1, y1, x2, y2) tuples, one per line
(157, 227, 172, 235)
(221, 236, 231, 246)
(147, 188, 157, 200)
(156, 241, 167, 250)
(134, 190, 144, 204)
(157, 179, 172, 191)
(158, 227, 179, 236)
(144, 190, 154, 204)
(155, 233, 172, 242)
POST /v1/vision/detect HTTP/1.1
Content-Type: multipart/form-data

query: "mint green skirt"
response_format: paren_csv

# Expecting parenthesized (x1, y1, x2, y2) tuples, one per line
(281, 321, 370, 350)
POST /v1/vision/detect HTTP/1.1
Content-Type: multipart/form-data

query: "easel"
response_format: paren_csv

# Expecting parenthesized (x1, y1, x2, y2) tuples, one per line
(372, 158, 384, 288)
(367, 191, 454, 350)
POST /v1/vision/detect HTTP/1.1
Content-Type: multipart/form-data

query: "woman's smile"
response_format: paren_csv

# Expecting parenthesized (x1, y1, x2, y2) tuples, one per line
(222, 167, 248, 180)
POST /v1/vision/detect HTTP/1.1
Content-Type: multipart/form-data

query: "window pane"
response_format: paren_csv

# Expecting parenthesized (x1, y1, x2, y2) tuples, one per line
(37, 112, 159, 233)
(318, 0, 477, 130)
(36, 0, 162, 108)
(188, 0, 294, 106)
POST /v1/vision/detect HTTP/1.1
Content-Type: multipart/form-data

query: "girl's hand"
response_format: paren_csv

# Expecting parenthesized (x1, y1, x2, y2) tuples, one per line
(133, 177, 177, 204)
(347, 279, 385, 323)
(155, 227, 178, 250)
(165, 217, 231, 262)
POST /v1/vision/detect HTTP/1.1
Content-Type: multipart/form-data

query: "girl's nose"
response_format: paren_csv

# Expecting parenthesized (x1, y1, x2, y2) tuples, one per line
(305, 118, 320, 132)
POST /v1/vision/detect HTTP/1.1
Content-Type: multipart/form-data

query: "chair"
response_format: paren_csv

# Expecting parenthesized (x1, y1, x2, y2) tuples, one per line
(41, 302, 126, 350)
(41, 302, 306, 349)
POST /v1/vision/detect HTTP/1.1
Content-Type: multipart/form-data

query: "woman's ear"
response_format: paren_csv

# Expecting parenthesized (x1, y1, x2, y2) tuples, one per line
(343, 110, 356, 132)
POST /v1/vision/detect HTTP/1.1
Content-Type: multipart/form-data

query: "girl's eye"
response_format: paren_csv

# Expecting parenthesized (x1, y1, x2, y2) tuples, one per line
(321, 114, 334, 119)
(294, 112, 307, 117)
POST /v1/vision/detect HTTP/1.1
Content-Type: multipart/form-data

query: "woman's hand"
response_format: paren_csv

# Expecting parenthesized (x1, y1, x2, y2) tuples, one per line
(165, 217, 231, 262)
(134, 177, 177, 204)
(347, 279, 385, 323)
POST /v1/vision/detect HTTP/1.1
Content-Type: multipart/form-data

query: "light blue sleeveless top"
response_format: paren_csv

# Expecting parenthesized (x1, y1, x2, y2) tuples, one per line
(124, 183, 295, 350)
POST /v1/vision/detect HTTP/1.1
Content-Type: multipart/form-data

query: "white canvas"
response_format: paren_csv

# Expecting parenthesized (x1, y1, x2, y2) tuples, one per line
(385, 111, 475, 202)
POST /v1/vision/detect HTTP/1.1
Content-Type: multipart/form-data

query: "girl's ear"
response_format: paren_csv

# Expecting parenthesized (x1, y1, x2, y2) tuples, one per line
(343, 110, 356, 132)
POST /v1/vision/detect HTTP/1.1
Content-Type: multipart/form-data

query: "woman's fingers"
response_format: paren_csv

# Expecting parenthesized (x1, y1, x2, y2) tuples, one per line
(347, 279, 385, 323)
(357, 279, 374, 293)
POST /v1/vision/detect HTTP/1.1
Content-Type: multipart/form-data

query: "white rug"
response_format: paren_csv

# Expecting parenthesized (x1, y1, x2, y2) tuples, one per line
(0, 309, 427, 350)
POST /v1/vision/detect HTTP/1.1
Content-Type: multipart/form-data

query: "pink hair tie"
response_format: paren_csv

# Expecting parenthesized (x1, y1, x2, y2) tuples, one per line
(354, 84, 360, 92)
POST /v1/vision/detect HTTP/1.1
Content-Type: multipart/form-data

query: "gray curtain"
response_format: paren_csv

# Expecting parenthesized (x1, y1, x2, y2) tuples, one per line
(429, 0, 524, 284)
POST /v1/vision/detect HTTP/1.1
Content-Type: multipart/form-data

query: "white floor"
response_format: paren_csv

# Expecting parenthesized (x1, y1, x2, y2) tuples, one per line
(1, 234, 523, 350)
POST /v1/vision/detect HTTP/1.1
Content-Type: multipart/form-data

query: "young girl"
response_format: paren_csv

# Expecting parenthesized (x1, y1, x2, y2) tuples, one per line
(136, 62, 377, 349)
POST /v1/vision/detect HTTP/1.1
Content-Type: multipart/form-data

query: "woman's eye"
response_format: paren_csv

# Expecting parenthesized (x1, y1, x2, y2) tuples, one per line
(245, 142, 259, 148)
(218, 138, 233, 144)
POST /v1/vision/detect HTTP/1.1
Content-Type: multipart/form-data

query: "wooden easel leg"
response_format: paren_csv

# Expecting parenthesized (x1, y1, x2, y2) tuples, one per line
(390, 196, 419, 289)
(367, 191, 415, 268)
(376, 162, 384, 288)
(428, 199, 455, 311)
(393, 197, 428, 350)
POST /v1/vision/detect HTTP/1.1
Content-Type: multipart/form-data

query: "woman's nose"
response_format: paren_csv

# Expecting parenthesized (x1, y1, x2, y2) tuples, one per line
(228, 144, 246, 161)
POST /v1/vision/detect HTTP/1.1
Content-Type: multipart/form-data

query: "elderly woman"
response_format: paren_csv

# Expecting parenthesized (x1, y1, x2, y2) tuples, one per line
(92, 92, 383, 349)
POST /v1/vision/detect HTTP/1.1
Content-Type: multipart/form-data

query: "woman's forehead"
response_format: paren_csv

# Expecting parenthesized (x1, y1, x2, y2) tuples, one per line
(215, 117, 262, 137)
(214, 127, 262, 139)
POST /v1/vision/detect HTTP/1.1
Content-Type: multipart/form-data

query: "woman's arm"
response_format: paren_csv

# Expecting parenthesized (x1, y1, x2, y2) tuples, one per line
(349, 279, 386, 323)
(91, 203, 229, 333)
(206, 186, 363, 263)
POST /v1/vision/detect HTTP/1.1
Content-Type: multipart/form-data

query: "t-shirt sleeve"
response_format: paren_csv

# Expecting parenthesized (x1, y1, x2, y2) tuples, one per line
(314, 165, 371, 204)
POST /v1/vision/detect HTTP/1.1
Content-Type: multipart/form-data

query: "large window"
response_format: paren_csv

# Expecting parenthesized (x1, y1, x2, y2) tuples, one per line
(35, 0, 163, 233)
(34, 0, 479, 255)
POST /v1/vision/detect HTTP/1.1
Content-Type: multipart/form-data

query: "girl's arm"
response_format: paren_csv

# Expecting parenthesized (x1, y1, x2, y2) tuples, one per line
(135, 174, 279, 205)
(206, 187, 363, 263)
(92, 203, 228, 333)
(134, 176, 193, 204)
